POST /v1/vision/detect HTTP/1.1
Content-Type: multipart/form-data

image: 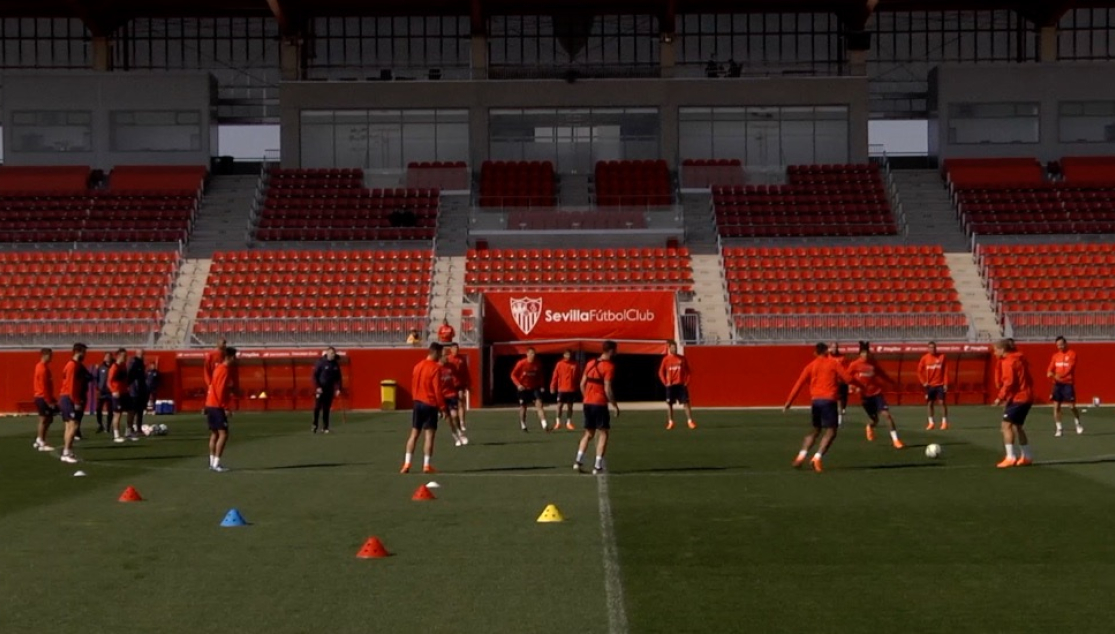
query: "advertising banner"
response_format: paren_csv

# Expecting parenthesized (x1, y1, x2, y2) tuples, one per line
(483, 291, 676, 342)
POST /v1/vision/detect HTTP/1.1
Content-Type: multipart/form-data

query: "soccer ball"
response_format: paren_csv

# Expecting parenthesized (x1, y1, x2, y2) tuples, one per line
(156, 423, 169, 436)
(925, 443, 943, 459)
(140, 424, 153, 436)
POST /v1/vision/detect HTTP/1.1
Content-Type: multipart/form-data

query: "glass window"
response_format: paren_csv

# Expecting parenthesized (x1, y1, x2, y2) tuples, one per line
(299, 108, 468, 169)
(1058, 101, 1115, 143)
(110, 110, 204, 152)
(10, 110, 93, 153)
(947, 102, 1040, 145)
(488, 107, 660, 173)
(678, 105, 848, 165)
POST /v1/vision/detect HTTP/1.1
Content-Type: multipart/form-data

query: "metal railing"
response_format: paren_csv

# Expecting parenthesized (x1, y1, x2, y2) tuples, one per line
(0, 319, 160, 348)
(733, 313, 972, 343)
(1004, 311, 1115, 341)
(679, 312, 703, 344)
(459, 313, 480, 345)
(190, 316, 429, 347)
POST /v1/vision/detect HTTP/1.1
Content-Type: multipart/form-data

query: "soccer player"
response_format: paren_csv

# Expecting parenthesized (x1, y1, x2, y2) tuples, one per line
(574, 340, 619, 475)
(126, 350, 148, 436)
(204, 346, 238, 472)
(992, 339, 1035, 468)
(32, 348, 58, 452)
(93, 351, 113, 433)
(511, 347, 548, 431)
(145, 362, 160, 410)
(829, 342, 850, 425)
(203, 338, 227, 387)
(447, 343, 470, 432)
(918, 341, 949, 430)
(847, 342, 904, 449)
(439, 348, 468, 446)
(312, 347, 343, 434)
(1047, 336, 1082, 437)
(59, 343, 92, 463)
(550, 349, 580, 431)
(107, 348, 135, 443)
(658, 340, 696, 430)
(401, 343, 447, 474)
(782, 342, 856, 473)
(437, 318, 456, 344)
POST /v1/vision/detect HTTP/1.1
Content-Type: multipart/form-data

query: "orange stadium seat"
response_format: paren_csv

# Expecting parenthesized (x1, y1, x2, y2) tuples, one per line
(478, 161, 555, 207)
(594, 160, 672, 206)
(463, 246, 693, 294)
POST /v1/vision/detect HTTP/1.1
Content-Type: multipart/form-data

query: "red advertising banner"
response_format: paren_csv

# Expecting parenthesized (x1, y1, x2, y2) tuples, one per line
(483, 291, 677, 342)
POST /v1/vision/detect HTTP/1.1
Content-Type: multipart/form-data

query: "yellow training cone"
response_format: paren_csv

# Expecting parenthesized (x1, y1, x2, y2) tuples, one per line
(259, 391, 268, 399)
(536, 504, 565, 523)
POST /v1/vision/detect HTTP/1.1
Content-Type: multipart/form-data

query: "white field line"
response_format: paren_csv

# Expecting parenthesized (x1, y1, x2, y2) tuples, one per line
(597, 475, 629, 634)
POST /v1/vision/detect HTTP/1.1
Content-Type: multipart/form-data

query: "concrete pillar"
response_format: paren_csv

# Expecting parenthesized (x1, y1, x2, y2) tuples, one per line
(659, 37, 676, 78)
(848, 49, 868, 77)
(280, 37, 303, 82)
(471, 35, 488, 79)
(91, 36, 113, 71)
(1039, 26, 1058, 62)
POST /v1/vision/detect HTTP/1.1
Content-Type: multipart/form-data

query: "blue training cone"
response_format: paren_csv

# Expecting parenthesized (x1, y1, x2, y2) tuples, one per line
(220, 508, 248, 527)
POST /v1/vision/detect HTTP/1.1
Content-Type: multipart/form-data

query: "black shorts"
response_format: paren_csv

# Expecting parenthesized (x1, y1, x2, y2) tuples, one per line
(665, 385, 690, 405)
(59, 396, 84, 423)
(556, 391, 578, 404)
(1051, 383, 1076, 404)
(811, 399, 840, 429)
(444, 396, 460, 411)
(837, 383, 850, 402)
(35, 397, 56, 417)
(862, 394, 888, 419)
(518, 388, 542, 406)
(205, 407, 229, 431)
(583, 404, 611, 431)
(925, 385, 946, 402)
(111, 395, 130, 413)
(1003, 402, 1033, 426)
(412, 402, 439, 430)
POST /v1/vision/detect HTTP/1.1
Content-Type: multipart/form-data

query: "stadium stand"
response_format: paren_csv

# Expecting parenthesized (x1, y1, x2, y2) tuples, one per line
(195, 249, 432, 342)
(725, 245, 968, 338)
(255, 168, 438, 241)
(595, 160, 672, 206)
(506, 210, 646, 230)
(680, 159, 745, 189)
(406, 161, 469, 191)
(713, 163, 897, 238)
(464, 246, 693, 294)
(478, 161, 555, 207)
(0, 250, 177, 343)
(0, 165, 202, 243)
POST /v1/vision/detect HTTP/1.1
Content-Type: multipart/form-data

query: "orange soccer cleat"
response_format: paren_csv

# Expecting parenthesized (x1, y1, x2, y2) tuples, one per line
(865, 426, 875, 442)
(996, 457, 1018, 469)
(925, 422, 935, 431)
(1015, 457, 1033, 467)
(687, 420, 697, 430)
(792, 454, 807, 468)
(565, 422, 575, 431)
(892, 439, 905, 450)
(400, 463, 411, 474)
(941, 422, 949, 431)
(666, 420, 675, 430)
(423, 465, 437, 474)
(810, 457, 824, 473)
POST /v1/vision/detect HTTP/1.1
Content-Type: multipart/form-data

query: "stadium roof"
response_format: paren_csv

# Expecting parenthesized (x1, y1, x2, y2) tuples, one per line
(0, 1, 1104, 35)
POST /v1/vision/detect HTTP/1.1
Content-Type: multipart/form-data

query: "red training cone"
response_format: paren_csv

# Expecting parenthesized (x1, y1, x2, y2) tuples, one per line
(118, 486, 143, 502)
(411, 484, 436, 501)
(356, 536, 391, 559)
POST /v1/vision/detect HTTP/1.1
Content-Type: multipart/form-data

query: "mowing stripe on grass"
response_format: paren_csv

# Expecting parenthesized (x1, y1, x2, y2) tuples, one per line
(597, 475, 629, 634)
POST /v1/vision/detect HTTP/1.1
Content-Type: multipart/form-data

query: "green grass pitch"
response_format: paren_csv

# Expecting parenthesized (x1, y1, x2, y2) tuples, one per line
(3, 405, 1115, 634)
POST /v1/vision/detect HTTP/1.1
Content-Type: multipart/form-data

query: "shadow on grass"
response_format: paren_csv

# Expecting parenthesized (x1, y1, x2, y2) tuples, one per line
(1038, 456, 1115, 466)
(259, 462, 378, 471)
(458, 465, 554, 473)
(86, 454, 195, 462)
(619, 466, 741, 474)
(852, 462, 946, 471)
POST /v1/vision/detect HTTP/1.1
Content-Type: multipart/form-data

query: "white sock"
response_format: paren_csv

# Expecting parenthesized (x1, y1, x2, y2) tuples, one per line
(540, 418, 548, 427)
(576, 450, 585, 463)
(1056, 421, 1063, 431)
(1004, 444, 1016, 459)
(209, 454, 216, 467)
(566, 419, 572, 426)
(1020, 445, 1033, 459)
(404, 452, 413, 465)
(837, 413, 844, 426)
(889, 430, 899, 441)
(797, 450, 808, 459)
(423, 455, 431, 467)
(813, 452, 823, 460)
(212, 456, 220, 468)
(927, 417, 934, 425)
(1075, 417, 1082, 426)
(942, 417, 948, 424)
(594, 455, 604, 469)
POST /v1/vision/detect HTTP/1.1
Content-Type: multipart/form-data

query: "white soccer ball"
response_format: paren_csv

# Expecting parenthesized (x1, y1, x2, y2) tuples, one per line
(925, 443, 943, 459)
(156, 423, 169, 436)
(141, 424, 153, 436)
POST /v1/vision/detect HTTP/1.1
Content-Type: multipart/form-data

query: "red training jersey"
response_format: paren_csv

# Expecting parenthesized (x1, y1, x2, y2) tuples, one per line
(551, 358, 580, 393)
(412, 358, 446, 409)
(107, 362, 127, 395)
(61, 360, 89, 404)
(786, 356, 855, 403)
(1047, 350, 1076, 385)
(847, 357, 893, 398)
(511, 358, 543, 390)
(203, 350, 222, 386)
(582, 358, 615, 406)
(658, 353, 691, 387)
(33, 361, 55, 402)
(437, 324, 456, 343)
(917, 353, 947, 387)
(439, 363, 460, 399)
(997, 351, 1034, 404)
(449, 353, 471, 390)
(205, 363, 232, 409)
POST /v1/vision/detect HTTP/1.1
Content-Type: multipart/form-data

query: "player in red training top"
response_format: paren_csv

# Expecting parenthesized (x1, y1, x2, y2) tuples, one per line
(1047, 336, 1082, 437)
(993, 339, 1035, 468)
(918, 341, 949, 430)
(447, 343, 470, 432)
(32, 347, 58, 453)
(58, 343, 92, 464)
(658, 340, 696, 430)
(511, 347, 548, 432)
(574, 341, 619, 474)
(829, 342, 850, 426)
(550, 349, 580, 431)
(783, 343, 856, 473)
(204, 346, 238, 472)
(439, 347, 468, 447)
(203, 338, 227, 387)
(437, 318, 456, 344)
(401, 343, 447, 474)
(847, 342, 904, 449)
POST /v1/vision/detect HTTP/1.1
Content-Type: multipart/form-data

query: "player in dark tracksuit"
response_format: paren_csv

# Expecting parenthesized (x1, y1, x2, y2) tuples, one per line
(146, 363, 160, 410)
(93, 352, 114, 433)
(126, 351, 149, 435)
(312, 347, 344, 434)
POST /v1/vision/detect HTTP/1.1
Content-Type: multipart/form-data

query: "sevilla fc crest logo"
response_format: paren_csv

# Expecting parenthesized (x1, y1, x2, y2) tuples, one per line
(510, 297, 543, 335)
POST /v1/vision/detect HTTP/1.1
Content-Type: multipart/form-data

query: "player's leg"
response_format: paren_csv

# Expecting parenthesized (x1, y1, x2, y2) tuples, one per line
(1052, 399, 1064, 437)
(133, 396, 146, 434)
(939, 392, 950, 429)
(1068, 386, 1082, 434)
(682, 389, 696, 429)
(881, 406, 903, 449)
(401, 428, 420, 473)
(794, 401, 824, 468)
(457, 390, 468, 431)
(665, 394, 676, 430)
(422, 427, 437, 473)
(60, 399, 77, 462)
(320, 392, 333, 433)
(1015, 422, 1032, 465)
(997, 415, 1017, 467)
(35, 410, 53, 450)
(593, 429, 610, 474)
(208, 429, 219, 468)
(213, 429, 229, 470)
(810, 402, 839, 472)
(575, 429, 595, 472)
(312, 393, 323, 432)
(111, 402, 125, 442)
(517, 393, 529, 431)
(534, 392, 548, 431)
(926, 388, 936, 430)
(863, 398, 879, 441)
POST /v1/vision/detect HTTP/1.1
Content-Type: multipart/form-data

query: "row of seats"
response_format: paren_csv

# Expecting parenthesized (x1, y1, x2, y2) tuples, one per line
(723, 245, 941, 258)
(255, 228, 436, 241)
(479, 161, 555, 207)
(0, 166, 91, 192)
(200, 295, 427, 311)
(507, 211, 646, 230)
(108, 166, 207, 192)
(464, 245, 693, 294)
(469, 247, 690, 260)
(470, 257, 687, 273)
(727, 277, 954, 290)
(193, 317, 422, 336)
(979, 243, 1115, 320)
(595, 160, 672, 206)
(729, 297, 963, 313)
(208, 273, 429, 288)
(211, 260, 430, 274)
(406, 161, 469, 190)
(717, 223, 897, 238)
(680, 159, 745, 188)
(213, 249, 429, 263)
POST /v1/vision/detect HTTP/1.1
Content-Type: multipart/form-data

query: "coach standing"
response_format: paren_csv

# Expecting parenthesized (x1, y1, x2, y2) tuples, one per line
(312, 347, 343, 434)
